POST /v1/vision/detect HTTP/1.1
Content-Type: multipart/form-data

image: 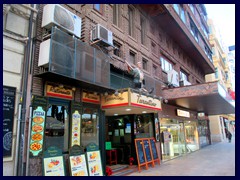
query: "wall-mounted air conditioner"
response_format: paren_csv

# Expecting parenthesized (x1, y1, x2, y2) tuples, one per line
(91, 24, 113, 47)
(38, 39, 74, 77)
(42, 4, 82, 38)
(167, 69, 179, 87)
(182, 79, 192, 86)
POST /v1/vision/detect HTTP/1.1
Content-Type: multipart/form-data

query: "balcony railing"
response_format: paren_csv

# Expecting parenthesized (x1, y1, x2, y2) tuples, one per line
(39, 27, 110, 89)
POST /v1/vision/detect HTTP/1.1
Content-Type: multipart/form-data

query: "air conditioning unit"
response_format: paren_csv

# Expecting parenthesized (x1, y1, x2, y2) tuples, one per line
(91, 24, 113, 47)
(42, 4, 82, 38)
(38, 39, 74, 77)
(182, 79, 192, 86)
(167, 69, 179, 87)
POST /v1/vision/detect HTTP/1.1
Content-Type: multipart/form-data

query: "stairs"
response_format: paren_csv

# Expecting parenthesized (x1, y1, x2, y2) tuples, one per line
(108, 164, 138, 176)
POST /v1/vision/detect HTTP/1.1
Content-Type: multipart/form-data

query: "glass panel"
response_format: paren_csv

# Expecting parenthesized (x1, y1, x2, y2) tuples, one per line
(81, 108, 99, 146)
(45, 104, 69, 152)
(135, 114, 154, 138)
(184, 121, 199, 152)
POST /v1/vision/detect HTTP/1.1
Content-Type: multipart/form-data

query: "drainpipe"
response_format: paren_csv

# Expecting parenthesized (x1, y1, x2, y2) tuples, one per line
(16, 4, 35, 176)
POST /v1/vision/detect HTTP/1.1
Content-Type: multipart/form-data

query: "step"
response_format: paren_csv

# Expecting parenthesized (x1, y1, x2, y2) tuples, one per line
(112, 169, 135, 176)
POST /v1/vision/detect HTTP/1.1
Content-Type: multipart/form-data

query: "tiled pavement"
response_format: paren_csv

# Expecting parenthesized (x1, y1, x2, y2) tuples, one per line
(128, 135, 235, 176)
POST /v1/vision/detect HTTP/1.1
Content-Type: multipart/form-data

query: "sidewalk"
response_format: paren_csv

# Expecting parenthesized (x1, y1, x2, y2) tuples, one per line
(128, 136, 235, 176)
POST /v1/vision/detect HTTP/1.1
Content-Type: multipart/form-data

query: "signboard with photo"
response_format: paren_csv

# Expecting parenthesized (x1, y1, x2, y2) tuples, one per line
(29, 106, 46, 157)
(43, 146, 66, 176)
(69, 145, 88, 176)
(71, 110, 81, 147)
(86, 143, 103, 176)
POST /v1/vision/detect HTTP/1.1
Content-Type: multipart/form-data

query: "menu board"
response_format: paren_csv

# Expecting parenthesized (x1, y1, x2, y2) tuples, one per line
(29, 106, 46, 156)
(86, 151, 103, 176)
(69, 154, 88, 176)
(43, 146, 66, 176)
(71, 110, 81, 147)
(150, 139, 158, 160)
(136, 140, 145, 164)
(3, 86, 16, 157)
(43, 156, 65, 176)
(143, 139, 152, 162)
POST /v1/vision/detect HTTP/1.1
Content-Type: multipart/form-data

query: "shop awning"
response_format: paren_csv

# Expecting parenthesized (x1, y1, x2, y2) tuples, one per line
(162, 81, 235, 115)
(102, 88, 162, 116)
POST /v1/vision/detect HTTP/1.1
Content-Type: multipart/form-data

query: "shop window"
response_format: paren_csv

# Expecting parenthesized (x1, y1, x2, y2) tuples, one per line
(45, 104, 69, 153)
(135, 114, 154, 138)
(81, 107, 99, 147)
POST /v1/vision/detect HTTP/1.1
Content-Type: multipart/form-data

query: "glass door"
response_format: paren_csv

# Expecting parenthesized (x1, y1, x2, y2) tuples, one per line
(44, 98, 70, 153)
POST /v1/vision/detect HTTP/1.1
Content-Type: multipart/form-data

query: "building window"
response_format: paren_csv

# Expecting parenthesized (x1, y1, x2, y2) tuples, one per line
(140, 15, 146, 45)
(160, 56, 173, 72)
(142, 58, 148, 71)
(113, 41, 122, 57)
(129, 51, 136, 64)
(215, 68, 218, 79)
(190, 18, 199, 42)
(153, 65, 158, 76)
(128, 6, 134, 37)
(173, 4, 186, 23)
(94, 4, 103, 14)
(189, 4, 195, 14)
(151, 42, 157, 55)
(113, 4, 121, 27)
(180, 70, 188, 81)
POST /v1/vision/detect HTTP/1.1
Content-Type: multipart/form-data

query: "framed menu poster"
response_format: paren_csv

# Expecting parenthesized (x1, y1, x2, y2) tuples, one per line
(43, 146, 66, 176)
(86, 151, 103, 176)
(69, 145, 88, 176)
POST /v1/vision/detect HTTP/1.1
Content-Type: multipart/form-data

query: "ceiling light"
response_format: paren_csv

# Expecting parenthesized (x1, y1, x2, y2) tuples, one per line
(114, 114, 118, 116)
(126, 108, 131, 111)
(142, 111, 147, 114)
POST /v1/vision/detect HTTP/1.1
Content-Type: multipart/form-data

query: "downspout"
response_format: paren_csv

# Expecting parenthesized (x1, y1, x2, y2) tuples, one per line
(16, 4, 35, 176)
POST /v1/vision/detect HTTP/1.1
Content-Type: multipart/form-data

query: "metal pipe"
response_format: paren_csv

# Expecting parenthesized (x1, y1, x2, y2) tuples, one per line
(25, 106, 32, 176)
(17, 4, 35, 176)
(14, 103, 22, 176)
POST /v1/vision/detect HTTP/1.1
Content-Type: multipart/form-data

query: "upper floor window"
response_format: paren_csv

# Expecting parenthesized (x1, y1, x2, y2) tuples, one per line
(151, 42, 157, 55)
(189, 4, 195, 14)
(128, 6, 134, 37)
(113, 4, 121, 27)
(180, 70, 189, 81)
(173, 4, 186, 23)
(113, 40, 122, 58)
(94, 4, 103, 14)
(153, 65, 158, 77)
(142, 58, 148, 71)
(161, 57, 173, 72)
(140, 15, 146, 45)
(215, 67, 218, 79)
(129, 51, 136, 64)
(190, 18, 199, 42)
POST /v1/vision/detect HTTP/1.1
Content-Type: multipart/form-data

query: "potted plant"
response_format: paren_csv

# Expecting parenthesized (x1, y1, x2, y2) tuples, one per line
(106, 166, 113, 176)
(129, 157, 134, 166)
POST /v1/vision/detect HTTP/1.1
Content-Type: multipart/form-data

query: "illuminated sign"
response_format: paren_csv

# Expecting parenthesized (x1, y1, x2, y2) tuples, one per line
(177, 109, 190, 118)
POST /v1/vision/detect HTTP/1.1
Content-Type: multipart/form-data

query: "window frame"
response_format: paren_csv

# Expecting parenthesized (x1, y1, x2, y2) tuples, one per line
(94, 4, 104, 14)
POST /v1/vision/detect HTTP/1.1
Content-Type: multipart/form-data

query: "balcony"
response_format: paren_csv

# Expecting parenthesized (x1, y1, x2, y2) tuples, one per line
(37, 27, 112, 92)
(139, 4, 215, 74)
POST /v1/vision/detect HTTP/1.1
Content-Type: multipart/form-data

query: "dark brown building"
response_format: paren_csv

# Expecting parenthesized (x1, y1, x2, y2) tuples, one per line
(21, 4, 234, 176)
